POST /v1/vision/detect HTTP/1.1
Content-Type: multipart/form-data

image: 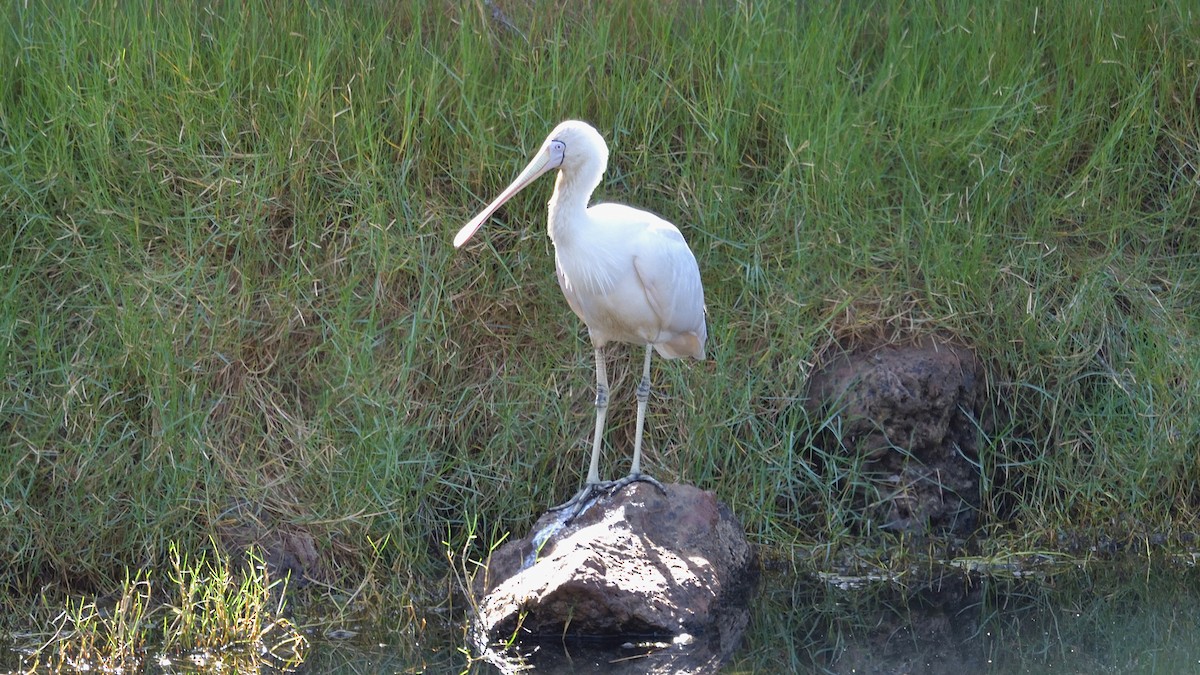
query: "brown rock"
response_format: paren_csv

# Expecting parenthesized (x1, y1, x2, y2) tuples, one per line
(804, 338, 987, 535)
(471, 482, 754, 670)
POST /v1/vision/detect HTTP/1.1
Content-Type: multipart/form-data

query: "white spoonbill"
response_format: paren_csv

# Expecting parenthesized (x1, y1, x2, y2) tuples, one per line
(453, 120, 707, 512)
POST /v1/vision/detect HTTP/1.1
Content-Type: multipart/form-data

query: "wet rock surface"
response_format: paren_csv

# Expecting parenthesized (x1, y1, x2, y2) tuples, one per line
(472, 482, 754, 672)
(805, 339, 988, 536)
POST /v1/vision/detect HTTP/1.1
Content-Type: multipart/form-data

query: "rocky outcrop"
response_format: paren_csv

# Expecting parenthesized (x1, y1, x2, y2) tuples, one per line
(805, 339, 987, 535)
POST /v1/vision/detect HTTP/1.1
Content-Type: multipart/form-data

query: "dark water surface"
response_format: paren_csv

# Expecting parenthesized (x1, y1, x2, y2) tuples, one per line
(289, 556, 1200, 674)
(328, 554, 1200, 667)
(6, 556, 1198, 673)
(729, 557, 1200, 673)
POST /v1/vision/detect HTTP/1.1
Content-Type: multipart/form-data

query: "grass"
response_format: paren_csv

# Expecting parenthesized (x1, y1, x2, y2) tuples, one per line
(1, 0, 1198, 655)
(8, 545, 306, 673)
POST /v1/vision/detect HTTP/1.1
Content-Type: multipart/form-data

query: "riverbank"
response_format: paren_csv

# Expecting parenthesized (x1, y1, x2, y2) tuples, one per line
(2, 0, 1197, 664)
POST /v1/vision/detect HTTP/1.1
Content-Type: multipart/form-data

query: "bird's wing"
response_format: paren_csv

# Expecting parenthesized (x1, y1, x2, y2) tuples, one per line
(630, 220, 706, 344)
(555, 263, 587, 319)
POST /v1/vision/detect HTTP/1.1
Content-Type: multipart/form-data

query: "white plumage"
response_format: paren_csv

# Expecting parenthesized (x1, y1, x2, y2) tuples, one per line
(454, 120, 706, 507)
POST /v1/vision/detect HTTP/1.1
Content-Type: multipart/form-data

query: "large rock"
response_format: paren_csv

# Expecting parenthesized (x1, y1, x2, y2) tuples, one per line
(804, 339, 987, 535)
(471, 482, 754, 670)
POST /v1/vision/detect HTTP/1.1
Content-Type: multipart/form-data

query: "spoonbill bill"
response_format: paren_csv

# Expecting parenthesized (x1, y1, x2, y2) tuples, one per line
(453, 120, 707, 513)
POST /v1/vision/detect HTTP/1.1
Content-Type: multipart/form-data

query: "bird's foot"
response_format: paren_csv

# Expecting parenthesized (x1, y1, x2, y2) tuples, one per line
(548, 482, 610, 522)
(607, 472, 668, 497)
(549, 474, 668, 523)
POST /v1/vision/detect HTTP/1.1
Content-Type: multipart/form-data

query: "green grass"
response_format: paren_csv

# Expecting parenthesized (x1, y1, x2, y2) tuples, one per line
(1, 0, 1198, 634)
(9, 545, 306, 673)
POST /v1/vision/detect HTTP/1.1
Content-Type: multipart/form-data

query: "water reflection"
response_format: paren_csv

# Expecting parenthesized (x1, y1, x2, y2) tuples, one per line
(290, 554, 1200, 667)
(731, 558, 1200, 673)
(63, 557, 1190, 673)
(472, 596, 749, 674)
(291, 633, 467, 674)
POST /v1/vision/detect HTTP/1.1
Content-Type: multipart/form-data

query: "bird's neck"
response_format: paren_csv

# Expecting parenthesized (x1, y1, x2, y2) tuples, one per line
(547, 166, 601, 245)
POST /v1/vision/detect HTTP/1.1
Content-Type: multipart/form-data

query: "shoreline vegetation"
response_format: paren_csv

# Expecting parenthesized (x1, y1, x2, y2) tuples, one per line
(2, 0, 1197, 668)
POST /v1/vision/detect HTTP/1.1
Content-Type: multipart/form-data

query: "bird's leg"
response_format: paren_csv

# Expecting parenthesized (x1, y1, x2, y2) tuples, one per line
(609, 345, 667, 497)
(549, 346, 610, 518)
(629, 344, 652, 476)
(585, 344, 609, 485)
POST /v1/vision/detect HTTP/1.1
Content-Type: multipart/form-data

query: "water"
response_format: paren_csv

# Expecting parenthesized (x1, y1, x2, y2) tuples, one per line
(731, 558, 1200, 673)
(7, 557, 1198, 673)
(297, 557, 1200, 674)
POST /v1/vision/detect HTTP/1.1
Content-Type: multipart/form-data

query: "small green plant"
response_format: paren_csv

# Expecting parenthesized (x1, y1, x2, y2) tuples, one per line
(26, 571, 153, 673)
(15, 545, 308, 673)
(160, 543, 307, 670)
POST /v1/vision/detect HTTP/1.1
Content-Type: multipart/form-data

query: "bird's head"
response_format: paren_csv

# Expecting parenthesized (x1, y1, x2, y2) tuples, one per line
(454, 120, 609, 248)
(544, 120, 609, 176)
